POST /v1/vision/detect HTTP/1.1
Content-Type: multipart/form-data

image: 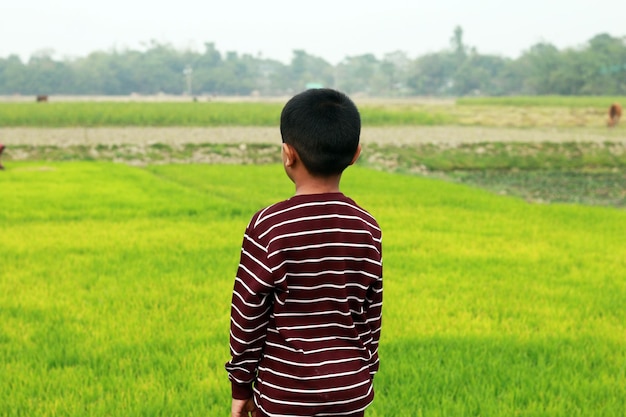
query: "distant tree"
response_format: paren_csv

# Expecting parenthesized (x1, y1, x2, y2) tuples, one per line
(133, 42, 185, 94)
(193, 42, 223, 94)
(71, 51, 122, 94)
(373, 51, 412, 96)
(336, 54, 380, 95)
(208, 51, 255, 95)
(451, 53, 509, 96)
(23, 50, 74, 95)
(0, 55, 27, 94)
(491, 59, 527, 95)
(253, 57, 289, 96)
(407, 51, 456, 95)
(1, 30, 626, 97)
(516, 42, 561, 94)
(287, 50, 333, 92)
(580, 34, 626, 94)
(450, 25, 467, 58)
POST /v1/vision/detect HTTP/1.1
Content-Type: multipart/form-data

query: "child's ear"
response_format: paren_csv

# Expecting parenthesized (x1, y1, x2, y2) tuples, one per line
(282, 143, 297, 167)
(349, 144, 362, 165)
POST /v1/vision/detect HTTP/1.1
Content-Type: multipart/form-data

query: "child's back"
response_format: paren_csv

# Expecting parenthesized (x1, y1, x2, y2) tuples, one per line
(227, 192, 382, 415)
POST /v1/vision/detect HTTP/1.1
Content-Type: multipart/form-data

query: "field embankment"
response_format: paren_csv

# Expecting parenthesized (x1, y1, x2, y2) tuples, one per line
(3, 126, 625, 208)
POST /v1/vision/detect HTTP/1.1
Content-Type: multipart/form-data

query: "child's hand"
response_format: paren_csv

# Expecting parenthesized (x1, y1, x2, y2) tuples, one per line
(231, 398, 258, 417)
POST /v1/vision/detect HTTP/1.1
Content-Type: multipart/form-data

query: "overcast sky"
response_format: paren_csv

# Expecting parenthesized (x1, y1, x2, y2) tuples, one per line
(2, 0, 624, 64)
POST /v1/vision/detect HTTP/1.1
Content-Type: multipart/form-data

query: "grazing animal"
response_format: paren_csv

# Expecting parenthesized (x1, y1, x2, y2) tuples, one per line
(0, 143, 5, 170)
(607, 103, 622, 127)
(36, 95, 48, 102)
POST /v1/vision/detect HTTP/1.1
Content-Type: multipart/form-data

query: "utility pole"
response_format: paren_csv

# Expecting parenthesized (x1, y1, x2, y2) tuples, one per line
(183, 66, 193, 96)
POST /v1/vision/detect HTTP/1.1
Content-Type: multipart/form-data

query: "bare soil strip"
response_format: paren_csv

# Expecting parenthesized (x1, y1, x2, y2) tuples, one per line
(2, 126, 625, 147)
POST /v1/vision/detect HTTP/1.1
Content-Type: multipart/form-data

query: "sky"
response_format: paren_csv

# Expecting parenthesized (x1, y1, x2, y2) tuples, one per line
(1, 0, 624, 64)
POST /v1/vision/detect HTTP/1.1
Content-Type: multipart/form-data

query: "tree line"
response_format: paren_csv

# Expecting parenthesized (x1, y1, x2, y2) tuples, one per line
(1, 28, 625, 97)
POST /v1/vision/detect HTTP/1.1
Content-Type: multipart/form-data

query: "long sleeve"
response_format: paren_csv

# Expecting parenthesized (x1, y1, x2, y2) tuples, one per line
(225, 223, 275, 399)
(365, 259, 383, 378)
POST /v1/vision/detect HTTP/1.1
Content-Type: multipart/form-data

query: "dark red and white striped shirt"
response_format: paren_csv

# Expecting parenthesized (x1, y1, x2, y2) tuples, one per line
(225, 192, 383, 417)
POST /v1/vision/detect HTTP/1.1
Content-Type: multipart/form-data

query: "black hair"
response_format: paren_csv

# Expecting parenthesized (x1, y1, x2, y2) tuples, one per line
(280, 88, 361, 176)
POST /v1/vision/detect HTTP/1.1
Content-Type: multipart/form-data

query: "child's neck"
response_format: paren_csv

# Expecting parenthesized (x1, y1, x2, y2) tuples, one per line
(293, 174, 342, 196)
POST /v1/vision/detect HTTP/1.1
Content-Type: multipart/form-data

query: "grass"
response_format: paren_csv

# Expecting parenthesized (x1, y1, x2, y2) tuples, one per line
(0, 102, 284, 127)
(0, 102, 455, 127)
(1, 162, 625, 416)
(361, 141, 626, 208)
(6, 140, 625, 208)
(454, 96, 626, 127)
(446, 170, 626, 207)
(365, 141, 626, 171)
(457, 96, 626, 107)
(2, 97, 623, 127)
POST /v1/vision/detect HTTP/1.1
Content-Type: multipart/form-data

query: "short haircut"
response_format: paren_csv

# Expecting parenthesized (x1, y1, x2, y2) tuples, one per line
(280, 88, 361, 176)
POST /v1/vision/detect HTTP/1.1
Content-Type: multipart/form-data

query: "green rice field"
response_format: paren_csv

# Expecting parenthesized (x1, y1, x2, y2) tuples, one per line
(2, 94, 625, 127)
(1, 162, 625, 416)
(0, 102, 454, 127)
(457, 96, 626, 107)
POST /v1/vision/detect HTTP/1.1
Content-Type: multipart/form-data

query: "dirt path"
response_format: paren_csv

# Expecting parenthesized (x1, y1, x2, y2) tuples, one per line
(2, 126, 625, 147)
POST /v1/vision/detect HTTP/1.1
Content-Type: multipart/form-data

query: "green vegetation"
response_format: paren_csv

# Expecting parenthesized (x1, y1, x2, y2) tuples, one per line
(366, 141, 626, 171)
(6, 140, 625, 208)
(457, 96, 626, 107)
(1, 162, 625, 416)
(0, 102, 456, 127)
(447, 170, 626, 207)
(360, 105, 456, 125)
(3, 96, 625, 127)
(2, 30, 626, 96)
(0, 102, 283, 127)
(363, 141, 626, 208)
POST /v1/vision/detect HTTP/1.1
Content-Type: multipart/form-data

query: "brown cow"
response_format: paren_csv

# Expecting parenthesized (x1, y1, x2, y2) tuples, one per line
(36, 95, 48, 102)
(0, 143, 5, 170)
(607, 103, 622, 127)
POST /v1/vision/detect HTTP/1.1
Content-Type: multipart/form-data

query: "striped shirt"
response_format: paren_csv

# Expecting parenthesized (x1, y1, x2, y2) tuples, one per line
(225, 192, 383, 417)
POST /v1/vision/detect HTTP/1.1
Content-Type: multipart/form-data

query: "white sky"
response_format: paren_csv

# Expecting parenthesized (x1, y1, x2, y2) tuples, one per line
(1, 0, 624, 64)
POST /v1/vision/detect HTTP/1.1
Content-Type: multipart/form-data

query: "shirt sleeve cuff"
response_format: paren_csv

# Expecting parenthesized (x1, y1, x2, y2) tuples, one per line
(232, 381, 254, 399)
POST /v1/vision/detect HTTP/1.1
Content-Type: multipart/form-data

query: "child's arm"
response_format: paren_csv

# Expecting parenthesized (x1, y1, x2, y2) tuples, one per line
(225, 225, 274, 399)
(365, 262, 383, 379)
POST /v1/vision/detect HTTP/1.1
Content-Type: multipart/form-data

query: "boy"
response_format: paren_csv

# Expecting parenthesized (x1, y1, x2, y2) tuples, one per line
(225, 89, 383, 417)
